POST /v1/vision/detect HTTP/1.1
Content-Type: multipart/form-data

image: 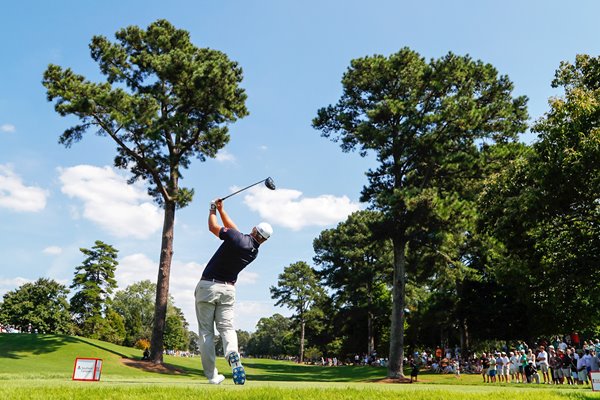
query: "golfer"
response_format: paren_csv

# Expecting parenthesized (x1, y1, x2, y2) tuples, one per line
(195, 199, 272, 385)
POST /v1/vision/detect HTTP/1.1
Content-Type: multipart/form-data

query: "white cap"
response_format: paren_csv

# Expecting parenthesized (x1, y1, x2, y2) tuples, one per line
(255, 222, 273, 239)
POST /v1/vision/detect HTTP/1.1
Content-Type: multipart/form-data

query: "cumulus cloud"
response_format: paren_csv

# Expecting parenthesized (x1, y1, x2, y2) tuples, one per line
(59, 165, 162, 239)
(236, 301, 292, 332)
(243, 186, 361, 230)
(0, 164, 48, 212)
(215, 150, 236, 163)
(1, 124, 16, 133)
(116, 253, 203, 333)
(0, 277, 31, 298)
(115, 253, 271, 332)
(43, 246, 63, 255)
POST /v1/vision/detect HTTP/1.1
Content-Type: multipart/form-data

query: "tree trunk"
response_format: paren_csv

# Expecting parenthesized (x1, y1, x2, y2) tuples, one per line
(462, 318, 470, 355)
(456, 281, 470, 356)
(300, 319, 305, 363)
(368, 310, 375, 356)
(150, 200, 176, 364)
(387, 237, 407, 378)
(367, 284, 375, 355)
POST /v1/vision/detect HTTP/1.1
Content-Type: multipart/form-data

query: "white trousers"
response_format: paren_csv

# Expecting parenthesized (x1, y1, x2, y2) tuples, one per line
(194, 280, 238, 380)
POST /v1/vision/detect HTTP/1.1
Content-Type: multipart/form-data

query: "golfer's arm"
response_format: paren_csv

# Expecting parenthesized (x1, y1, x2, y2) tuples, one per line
(209, 210, 222, 237)
(218, 209, 239, 231)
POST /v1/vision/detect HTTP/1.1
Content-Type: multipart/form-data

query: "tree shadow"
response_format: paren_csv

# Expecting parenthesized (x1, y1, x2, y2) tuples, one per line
(0, 333, 79, 359)
(69, 336, 131, 358)
(120, 358, 204, 376)
(243, 361, 385, 382)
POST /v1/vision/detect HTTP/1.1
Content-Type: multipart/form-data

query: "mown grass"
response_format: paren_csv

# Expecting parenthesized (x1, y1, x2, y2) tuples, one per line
(1, 334, 600, 399)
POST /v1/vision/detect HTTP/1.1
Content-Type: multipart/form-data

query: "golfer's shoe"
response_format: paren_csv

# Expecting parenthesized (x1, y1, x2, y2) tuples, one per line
(208, 374, 225, 385)
(227, 351, 246, 385)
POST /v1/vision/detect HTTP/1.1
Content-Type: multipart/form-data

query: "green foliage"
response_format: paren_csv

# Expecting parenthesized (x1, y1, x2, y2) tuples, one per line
(270, 262, 327, 361)
(237, 329, 251, 353)
(163, 305, 189, 351)
(112, 280, 156, 346)
(70, 240, 118, 335)
(246, 314, 295, 357)
(99, 309, 127, 345)
(0, 278, 73, 334)
(271, 262, 326, 319)
(313, 210, 392, 356)
(313, 47, 528, 376)
(42, 19, 248, 362)
(42, 19, 248, 208)
(188, 331, 200, 354)
(479, 54, 600, 337)
(303, 346, 322, 362)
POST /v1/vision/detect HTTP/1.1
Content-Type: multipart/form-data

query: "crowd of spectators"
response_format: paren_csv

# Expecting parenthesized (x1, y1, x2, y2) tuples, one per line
(407, 335, 600, 386)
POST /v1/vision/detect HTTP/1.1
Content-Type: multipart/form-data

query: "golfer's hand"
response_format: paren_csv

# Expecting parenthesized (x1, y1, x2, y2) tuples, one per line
(210, 201, 217, 212)
(214, 199, 224, 212)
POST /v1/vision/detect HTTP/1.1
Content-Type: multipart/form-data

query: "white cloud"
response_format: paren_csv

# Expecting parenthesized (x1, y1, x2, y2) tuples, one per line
(243, 186, 361, 230)
(0, 124, 15, 133)
(59, 165, 163, 239)
(115, 253, 275, 333)
(237, 270, 258, 285)
(215, 150, 236, 163)
(235, 301, 292, 333)
(115, 253, 157, 288)
(0, 277, 31, 298)
(0, 164, 48, 212)
(43, 246, 63, 255)
(116, 253, 203, 334)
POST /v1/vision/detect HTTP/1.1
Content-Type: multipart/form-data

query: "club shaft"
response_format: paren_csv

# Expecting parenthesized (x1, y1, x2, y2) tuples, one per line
(220, 179, 266, 201)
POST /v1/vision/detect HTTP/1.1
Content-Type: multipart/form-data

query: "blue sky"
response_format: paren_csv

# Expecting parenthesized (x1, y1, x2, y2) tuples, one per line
(2, 0, 600, 333)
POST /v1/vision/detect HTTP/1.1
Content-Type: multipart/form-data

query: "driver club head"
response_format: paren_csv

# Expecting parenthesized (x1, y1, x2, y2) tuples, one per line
(265, 177, 276, 190)
(219, 176, 277, 201)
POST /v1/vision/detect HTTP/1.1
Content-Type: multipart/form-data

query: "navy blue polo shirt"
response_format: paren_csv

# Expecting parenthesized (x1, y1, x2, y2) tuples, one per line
(202, 227, 260, 282)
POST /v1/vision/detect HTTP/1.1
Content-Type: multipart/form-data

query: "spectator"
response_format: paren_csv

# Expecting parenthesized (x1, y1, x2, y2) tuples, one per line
(577, 351, 588, 385)
(549, 348, 562, 384)
(509, 351, 520, 383)
(480, 352, 490, 383)
(525, 361, 540, 384)
(562, 348, 574, 385)
(410, 356, 420, 383)
(488, 354, 497, 383)
(536, 345, 550, 384)
(520, 350, 528, 383)
(501, 352, 510, 382)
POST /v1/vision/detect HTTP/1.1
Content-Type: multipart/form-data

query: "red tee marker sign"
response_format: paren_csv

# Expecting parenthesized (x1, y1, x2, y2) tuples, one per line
(72, 358, 103, 381)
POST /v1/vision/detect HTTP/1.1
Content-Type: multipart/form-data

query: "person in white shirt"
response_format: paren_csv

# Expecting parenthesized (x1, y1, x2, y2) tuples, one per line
(501, 352, 510, 382)
(537, 345, 550, 384)
(509, 351, 520, 383)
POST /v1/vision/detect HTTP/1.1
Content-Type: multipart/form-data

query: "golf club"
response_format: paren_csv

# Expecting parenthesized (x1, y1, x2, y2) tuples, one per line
(219, 177, 276, 201)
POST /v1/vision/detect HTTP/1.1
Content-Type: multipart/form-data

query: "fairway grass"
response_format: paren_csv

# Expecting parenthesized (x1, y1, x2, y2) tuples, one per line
(3, 379, 600, 400)
(2, 334, 600, 399)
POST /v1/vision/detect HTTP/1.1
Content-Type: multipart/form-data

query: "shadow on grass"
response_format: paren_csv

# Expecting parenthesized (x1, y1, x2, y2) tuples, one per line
(0, 333, 80, 359)
(243, 361, 387, 382)
(120, 358, 204, 376)
(70, 336, 131, 358)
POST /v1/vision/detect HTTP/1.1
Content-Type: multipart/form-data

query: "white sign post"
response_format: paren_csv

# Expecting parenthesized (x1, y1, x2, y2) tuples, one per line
(72, 358, 103, 381)
(591, 371, 600, 392)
